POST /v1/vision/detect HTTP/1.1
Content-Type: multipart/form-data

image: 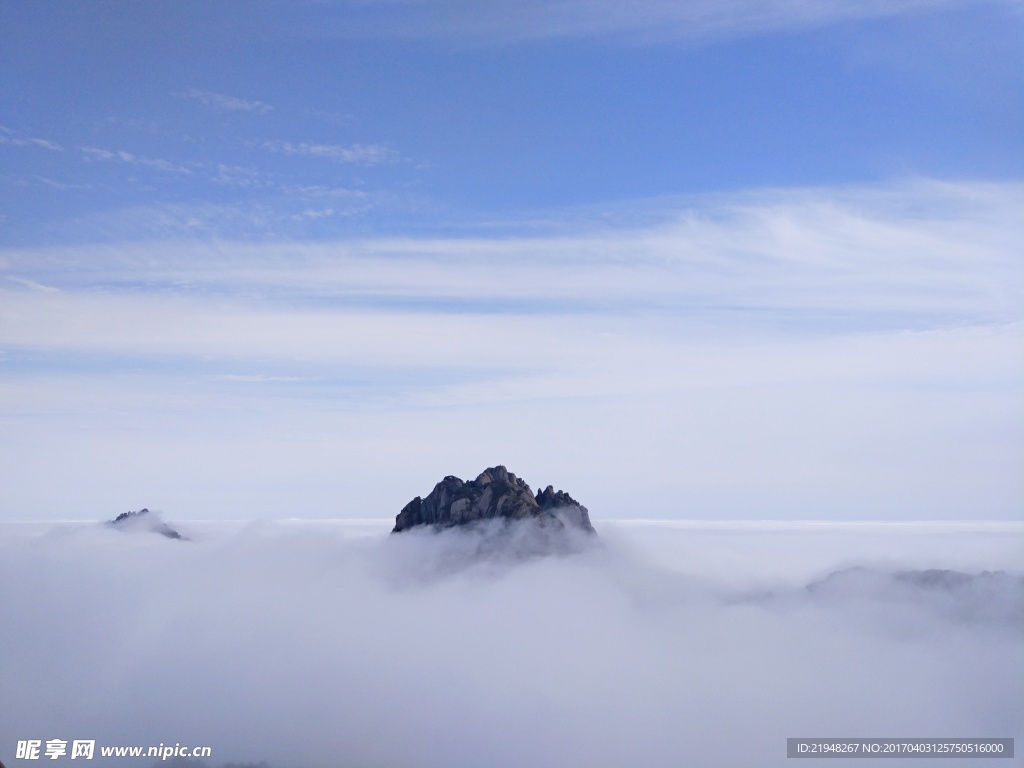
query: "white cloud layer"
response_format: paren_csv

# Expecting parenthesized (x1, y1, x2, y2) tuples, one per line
(0, 520, 1020, 768)
(0, 180, 1020, 520)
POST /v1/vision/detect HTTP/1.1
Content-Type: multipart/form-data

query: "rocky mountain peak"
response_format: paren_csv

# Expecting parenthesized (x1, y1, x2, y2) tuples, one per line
(392, 466, 595, 534)
(108, 508, 186, 540)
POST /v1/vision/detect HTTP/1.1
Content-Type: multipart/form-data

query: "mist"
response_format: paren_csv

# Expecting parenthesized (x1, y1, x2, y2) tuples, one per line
(1, 519, 1020, 768)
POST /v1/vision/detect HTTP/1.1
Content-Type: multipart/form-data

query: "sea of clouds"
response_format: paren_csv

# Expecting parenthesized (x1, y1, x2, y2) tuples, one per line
(1, 518, 1021, 768)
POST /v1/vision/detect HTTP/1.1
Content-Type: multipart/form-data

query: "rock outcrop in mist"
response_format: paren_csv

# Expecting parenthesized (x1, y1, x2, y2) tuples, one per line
(393, 465, 596, 535)
(108, 508, 187, 540)
(802, 566, 1024, 626)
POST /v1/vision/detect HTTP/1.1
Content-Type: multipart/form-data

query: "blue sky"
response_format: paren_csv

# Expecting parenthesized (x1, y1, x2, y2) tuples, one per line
(2, 0, 1021, 241)
(1, 0, 1022, 520)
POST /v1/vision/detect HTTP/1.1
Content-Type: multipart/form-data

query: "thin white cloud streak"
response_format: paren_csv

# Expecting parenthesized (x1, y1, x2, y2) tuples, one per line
(0, 125, 63, 152)
(25, 176, 93, 192)
(262, 139, 397, 165)
(207, 374, 316, 383)
(5, 276, 59, 293)
(182, 88, 273, 114)
(81, 147, 192, 174)
(333, 0, 1007, 43)
(0, 522, 1020, 768)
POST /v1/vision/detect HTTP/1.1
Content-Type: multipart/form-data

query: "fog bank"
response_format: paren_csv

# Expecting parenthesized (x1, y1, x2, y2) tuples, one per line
(1, 520, 1020, 768)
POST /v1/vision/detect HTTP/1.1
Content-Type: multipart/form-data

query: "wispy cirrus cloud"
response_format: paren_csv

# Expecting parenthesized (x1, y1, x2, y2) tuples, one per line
(6, 276, 59, 293)
(0, 125, 63, 152)
(262, 140, 398, 165)
(25, 176, 93, 192)
(2, 178, 1019, 323)
(207, 373, 317, 383)
(328, 0, 1007, 43)
(182, 88, 273, 114)
(293, 206, 372, 221)
(208, 163, 268, 188)
(81, 147, 192, 174)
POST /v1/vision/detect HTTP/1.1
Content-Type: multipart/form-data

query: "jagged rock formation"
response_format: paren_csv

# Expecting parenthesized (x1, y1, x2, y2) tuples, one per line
(393, 465, 596, 535)
(108, 508, 186, 540)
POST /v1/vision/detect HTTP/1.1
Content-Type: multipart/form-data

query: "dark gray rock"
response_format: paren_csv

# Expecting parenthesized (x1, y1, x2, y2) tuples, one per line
(392, 465, 596, 535)
(109, 508, 187, 540)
